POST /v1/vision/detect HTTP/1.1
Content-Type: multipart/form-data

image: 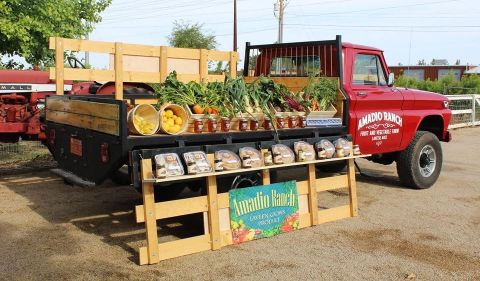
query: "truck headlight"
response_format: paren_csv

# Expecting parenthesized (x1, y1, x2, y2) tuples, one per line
(443, 101, 449, 109)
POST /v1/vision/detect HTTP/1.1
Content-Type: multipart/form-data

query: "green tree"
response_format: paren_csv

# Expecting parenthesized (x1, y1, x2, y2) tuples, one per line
(0, 0, 111, 67)
(167, 21, 217, 49)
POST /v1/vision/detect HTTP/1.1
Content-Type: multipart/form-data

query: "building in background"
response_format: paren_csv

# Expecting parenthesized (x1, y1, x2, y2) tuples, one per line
(464, 66, 480, 75)
(389, 65, 474, 81)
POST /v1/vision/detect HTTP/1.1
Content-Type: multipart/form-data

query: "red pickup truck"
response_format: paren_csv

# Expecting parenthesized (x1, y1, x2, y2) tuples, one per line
(243, 36, 452, 189)
(45, 36, 451, 191)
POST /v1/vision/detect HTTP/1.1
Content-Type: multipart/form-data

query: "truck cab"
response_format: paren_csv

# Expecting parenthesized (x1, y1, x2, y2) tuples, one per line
(244, 36, 451, 188)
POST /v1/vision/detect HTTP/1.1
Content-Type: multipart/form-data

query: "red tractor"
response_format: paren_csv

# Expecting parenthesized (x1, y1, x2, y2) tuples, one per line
(0, 63, 154, 143)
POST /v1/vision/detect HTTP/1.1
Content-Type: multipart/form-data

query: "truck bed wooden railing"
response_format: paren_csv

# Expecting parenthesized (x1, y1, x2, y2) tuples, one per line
(49, 37, 238, 100)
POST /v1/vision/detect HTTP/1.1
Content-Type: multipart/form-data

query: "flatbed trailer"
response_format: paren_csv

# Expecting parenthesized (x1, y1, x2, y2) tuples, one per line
(45, 36, 349, 189)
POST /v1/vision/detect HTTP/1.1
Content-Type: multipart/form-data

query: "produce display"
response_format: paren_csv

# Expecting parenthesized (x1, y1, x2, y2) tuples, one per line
(294, 141, 315, 162)
(183, 151, 212, 174)
(271, 144, 295, 164)
(151, 140, 361, 179)
(239, 147, 263, 168)
(316, 139, 336, 159)
(334, 138, 351, 157)
(154, 153, 185, 178)
(214, 150, 241, 171)
(133, 115, 156, 135)
(125, 71, 341, 137)
(161, 109, 184, 134)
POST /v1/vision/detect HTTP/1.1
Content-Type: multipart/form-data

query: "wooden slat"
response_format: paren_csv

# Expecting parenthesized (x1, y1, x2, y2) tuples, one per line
(220, 230, 233, 247)
(207, 74, 225, 82)
(316, 175, 348, 192)
(49, 67, 115, 81)
(55, 37, 64, 95)
(139, 235, 211, 265)
(347, 158, 358, 217)
(296, 180, 309, 195)
(115, 42, 123, 100)
(167, 47, 201, 60)
(218, 192, 229, 209)
(177, 74, 200, 83)
(262, 169, 270, 185)
(199, 49, 208, 82)
(46, 99, 119, 120)
(45, 110, 119, 136)
(140, 159, 160, 265)
(123, 71, 161, 83)
(229, 51, 237, 77)
(135, 196, 208, 223)
(299, 213, 312, 229)
(208, 50, 231, 61)
(160, 46, 168, 82)
(132, 98, 158, 105)
(123, 43, 161, 57)
(206, 174, 221, 250)
(317, 205, 351, 224)
(50, 37, 115, 53)
(307, 163, 318, 226)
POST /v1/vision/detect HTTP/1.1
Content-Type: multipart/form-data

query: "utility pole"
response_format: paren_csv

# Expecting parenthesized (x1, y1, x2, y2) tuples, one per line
(233, 0, 237, 51)
(274, 0, 288, 43)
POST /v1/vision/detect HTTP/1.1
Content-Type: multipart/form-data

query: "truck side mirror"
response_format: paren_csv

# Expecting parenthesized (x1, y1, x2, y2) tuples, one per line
(388, 73, 395, 87)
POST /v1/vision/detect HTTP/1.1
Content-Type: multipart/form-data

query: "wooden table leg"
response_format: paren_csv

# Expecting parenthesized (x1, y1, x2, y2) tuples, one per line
(206, 175, 221, 250)
(140, 159, 160, 264)
(307, 163, 319, 226)
(347, 158, 358, 217)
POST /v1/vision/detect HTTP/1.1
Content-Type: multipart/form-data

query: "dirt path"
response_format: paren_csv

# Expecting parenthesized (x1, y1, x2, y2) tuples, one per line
(0, 128, 479, 280)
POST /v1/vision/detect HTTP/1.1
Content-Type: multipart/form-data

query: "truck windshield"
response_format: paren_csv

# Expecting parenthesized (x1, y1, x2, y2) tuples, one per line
(353, 54, 387, 86)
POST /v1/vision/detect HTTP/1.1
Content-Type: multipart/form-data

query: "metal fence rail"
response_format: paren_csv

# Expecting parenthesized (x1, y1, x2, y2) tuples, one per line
(446, 94, 480, 129)
(0, 141, 48, 164)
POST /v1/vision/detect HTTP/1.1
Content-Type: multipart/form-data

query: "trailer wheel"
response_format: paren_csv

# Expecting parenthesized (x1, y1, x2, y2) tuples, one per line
(396, 131, 442, 189)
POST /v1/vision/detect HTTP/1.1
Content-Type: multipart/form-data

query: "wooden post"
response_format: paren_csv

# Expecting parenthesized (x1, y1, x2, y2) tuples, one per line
(200, 49, 208, 82)
(159, 46, 168, 83)
(140, 159, 160, 264)
(229, 51, 237, 77)
(307, 163, 318, 225)
(206, 154, 220, 250)
(114, 42, 123, 100)
(55, 37, 64, 95)
(262, 169, 270, 185)
(347, 158, 358, 217)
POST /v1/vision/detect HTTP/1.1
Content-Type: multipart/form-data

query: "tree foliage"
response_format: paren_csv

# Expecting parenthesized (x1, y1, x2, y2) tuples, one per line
(167, 21, 217, 50)
(0, 0, 111, 66)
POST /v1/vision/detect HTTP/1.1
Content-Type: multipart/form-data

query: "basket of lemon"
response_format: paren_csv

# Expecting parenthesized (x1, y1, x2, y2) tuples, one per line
(127, 104, 159, 135)
(159, 104, 188, 135)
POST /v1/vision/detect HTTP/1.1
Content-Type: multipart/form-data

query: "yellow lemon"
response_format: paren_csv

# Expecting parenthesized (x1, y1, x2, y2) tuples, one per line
(172, 125, 180, 133)
(165, 110, 174, 118)
(167, 119, 174, 127)
(174, 118, 183, 125)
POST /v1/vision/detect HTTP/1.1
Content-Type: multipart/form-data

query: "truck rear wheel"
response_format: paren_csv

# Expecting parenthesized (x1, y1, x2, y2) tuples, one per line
(396, 131, 442, 189)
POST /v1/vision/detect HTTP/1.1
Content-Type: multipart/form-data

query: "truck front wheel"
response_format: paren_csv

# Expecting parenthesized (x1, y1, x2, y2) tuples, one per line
(396, 131, 443, 189)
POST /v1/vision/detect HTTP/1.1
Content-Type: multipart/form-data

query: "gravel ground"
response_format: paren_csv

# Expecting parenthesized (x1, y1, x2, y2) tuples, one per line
(0, 128, 479, 281)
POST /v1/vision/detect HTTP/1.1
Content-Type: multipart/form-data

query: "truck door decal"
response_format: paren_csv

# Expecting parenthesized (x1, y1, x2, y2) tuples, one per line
(357, 111, 403, 147)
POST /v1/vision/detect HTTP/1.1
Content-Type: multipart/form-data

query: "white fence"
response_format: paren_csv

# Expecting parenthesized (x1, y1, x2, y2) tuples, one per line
(446, 95, 480, 129)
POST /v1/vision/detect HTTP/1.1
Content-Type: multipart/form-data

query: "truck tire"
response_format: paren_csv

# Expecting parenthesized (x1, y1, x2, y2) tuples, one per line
(396, 131, 442, 189)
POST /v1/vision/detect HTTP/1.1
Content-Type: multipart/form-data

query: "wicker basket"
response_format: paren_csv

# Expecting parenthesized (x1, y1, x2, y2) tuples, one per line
(127, 104, 159, 136)
(158, 104, 189, 135)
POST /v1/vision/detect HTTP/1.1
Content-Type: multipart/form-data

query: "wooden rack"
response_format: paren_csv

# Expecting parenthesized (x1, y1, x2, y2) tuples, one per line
(135, 153, 369, 265)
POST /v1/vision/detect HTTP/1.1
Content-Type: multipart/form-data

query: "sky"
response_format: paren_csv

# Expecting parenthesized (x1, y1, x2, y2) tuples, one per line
(89, 0, 480, 68)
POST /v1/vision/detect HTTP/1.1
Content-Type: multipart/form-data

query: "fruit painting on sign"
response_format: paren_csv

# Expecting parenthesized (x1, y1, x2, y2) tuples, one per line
(229, 181, 299, 244)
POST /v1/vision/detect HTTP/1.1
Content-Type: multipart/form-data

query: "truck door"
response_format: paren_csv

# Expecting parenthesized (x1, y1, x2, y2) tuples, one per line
(350, 53, 404, 154)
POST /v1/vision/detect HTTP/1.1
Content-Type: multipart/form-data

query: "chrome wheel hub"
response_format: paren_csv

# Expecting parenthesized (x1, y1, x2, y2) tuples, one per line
(418, 144, 436, 177)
